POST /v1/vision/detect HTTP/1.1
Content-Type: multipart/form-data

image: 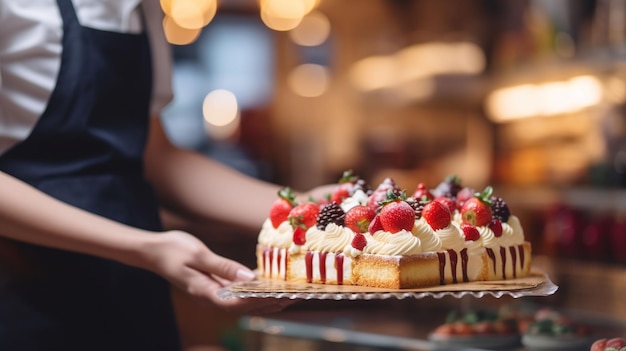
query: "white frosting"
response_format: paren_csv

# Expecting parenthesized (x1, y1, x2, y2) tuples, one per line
(258, 219, 293, 248)
(304, 223, 354, 253)
(289, 251, 353, 284)
(412, 218, 443, 252)
(340, 189, 369, 212)
(363, 230, 422, 255)
(437, 222, 466, 251)
(503, 215, 524, 245)
(258, 246, 288, 280)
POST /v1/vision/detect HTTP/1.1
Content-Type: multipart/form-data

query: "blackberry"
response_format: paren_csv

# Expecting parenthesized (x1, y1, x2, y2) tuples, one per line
(491, 196, 510, 222)
(406, 197, 429, 220)
(317, 202, 345, 230)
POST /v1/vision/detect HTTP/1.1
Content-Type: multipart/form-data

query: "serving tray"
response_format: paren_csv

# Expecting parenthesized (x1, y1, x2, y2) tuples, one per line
(217, 268, 557, 300)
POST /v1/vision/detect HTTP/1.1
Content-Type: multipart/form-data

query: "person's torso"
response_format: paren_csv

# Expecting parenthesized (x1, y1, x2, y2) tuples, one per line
(0, 0, 172, 156)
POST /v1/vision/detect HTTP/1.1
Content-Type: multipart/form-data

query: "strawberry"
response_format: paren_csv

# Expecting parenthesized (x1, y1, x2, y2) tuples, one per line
(288, 202, 320, 230)
(422, 201, 451, 230)
(379, 200, 415, 233)
(434, 195, 457, 215)
(489, 219, 503, 237)
(412, 183, 434, 201)
(590, 339, 607, 351)
(461, 186, 493, 227)
(330, 170, 358, 204)
(292, 227, 306, 245)
(367, 177, 399, 210)
(351, 233, 367, 250)
(345, 205, 376, 233)
(605, 337, 626, 349)
(461, 224, 480, 241)
(455, 187, 475, 208)
(368, 215, 384, 233)
(269, 187, 296, 228)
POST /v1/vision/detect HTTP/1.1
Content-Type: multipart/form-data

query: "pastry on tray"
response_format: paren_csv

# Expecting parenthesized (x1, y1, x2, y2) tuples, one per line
(257, 171, 532, 289)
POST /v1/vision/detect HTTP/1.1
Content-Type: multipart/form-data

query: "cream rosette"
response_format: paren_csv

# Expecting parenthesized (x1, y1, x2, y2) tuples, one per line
(364, 230, 422, 256)
(303, 223, 354, 253)
(502, 215, 525, 245)
(437, 222, 466, 251)
(412, 217, 443, 252)
(258, 219, 294, 248)
(340, 189, 369, 212)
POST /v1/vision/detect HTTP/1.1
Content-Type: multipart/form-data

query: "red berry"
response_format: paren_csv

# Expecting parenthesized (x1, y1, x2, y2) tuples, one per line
(590, 339, 607, 351)
(461, 198, 493, 227)
(422, 201, 451, 230)
(292, 227, 306, 245)
(368, 215, 384, 233)
(288, 202, 320, 229)
(351, 233, 367, 250)
(412, 183, 434, 201)
(461, 224, 480, 241)
(605, 338, 626, 349)
(330, 170, 358, 204)
(345, 205, 376, 233)
(435, 195, 457, 215)
(331, 184, 352, 204)
(269, 199, 293, 228)
(489, 219, 503, 237)
(379, 201, 415, 233)
(367, 178, 398, 210)
(268, 188, 296, 228)
(455, 187, 475, 208)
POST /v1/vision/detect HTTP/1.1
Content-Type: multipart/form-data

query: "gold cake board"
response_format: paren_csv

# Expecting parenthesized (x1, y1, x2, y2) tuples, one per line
(219, 268, 557, 300)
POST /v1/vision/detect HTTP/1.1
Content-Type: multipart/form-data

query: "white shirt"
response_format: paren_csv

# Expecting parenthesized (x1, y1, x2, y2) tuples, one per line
(0, 0, 173, 155)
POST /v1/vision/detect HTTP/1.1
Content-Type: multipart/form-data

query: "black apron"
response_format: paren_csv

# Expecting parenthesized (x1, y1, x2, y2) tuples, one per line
(0, 0, 181, 349)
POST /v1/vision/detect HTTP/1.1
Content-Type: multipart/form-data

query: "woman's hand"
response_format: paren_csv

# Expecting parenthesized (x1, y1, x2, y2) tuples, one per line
(137, 230, 295, 315)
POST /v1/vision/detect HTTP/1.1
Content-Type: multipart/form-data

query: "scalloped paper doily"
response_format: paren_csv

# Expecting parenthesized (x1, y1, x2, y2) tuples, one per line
(217, 268, 557, 300)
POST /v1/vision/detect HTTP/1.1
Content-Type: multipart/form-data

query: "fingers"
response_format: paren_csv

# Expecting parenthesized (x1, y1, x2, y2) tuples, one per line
(196, 251, 256, 283)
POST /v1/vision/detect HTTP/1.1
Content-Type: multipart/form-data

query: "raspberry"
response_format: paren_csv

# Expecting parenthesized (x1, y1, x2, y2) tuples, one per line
(461, 224, 480, 241)
(351, 233, 367, 251)
(489, 219, 503, 237)
(293, 227, 306, 245)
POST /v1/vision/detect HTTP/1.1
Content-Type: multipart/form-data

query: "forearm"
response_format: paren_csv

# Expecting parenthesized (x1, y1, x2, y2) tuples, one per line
(146, 144, 281, 230)
(0, 171, 154, 269)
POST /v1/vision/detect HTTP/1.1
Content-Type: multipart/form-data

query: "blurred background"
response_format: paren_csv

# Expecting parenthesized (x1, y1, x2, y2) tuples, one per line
(159, 0, 626, 350)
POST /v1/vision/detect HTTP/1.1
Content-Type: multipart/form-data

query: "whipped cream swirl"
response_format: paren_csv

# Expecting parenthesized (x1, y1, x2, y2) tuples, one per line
(412, 218, 443, 252)
(364, 230, 422, 256)
(304, 223, 354, 253)
(258, 219, 294, 248)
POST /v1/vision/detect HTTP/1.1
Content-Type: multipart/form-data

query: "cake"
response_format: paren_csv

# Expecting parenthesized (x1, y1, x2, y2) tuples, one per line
(256, 171, 532, 289)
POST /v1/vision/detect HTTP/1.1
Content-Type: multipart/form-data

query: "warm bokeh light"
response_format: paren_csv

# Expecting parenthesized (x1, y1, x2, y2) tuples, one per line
(260, 9, 302, 31)
(349, 55, 398, 92)
(258, 0, 321, 31)
(289, 11, 331, 46)
(160, 0, 173, 15)
(485, 75, 603, 122)
(606, 76, 626, 103)
(202, 89, 240, 140)
(162, 15, 202, 45)
(287, 64, 330, 97)
(203, 89, 239, 126)
(170, 0, 217, 30)
(350, 41, 485, 92)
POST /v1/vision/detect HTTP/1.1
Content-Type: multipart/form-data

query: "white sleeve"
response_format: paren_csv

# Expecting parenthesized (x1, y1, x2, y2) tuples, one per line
(143, 0, 174, 117)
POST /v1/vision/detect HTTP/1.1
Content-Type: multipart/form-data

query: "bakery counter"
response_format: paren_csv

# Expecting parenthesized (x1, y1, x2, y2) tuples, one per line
(238, 299, 626, 351)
